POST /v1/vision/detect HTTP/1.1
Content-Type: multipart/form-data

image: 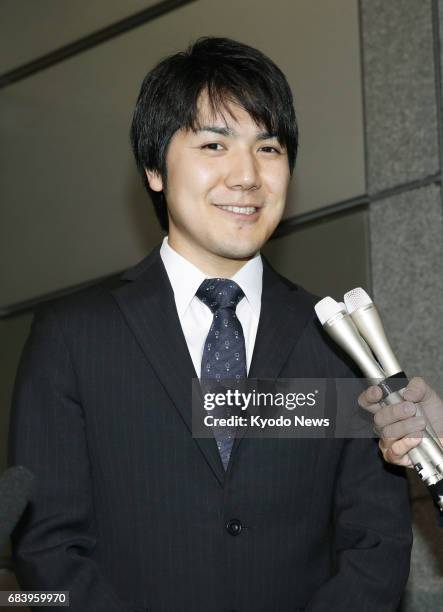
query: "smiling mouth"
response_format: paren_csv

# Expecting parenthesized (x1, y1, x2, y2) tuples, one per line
(214, 204, 259, 216)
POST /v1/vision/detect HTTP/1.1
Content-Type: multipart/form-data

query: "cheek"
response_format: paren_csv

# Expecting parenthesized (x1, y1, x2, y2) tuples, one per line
(264, 163, 290, 194)
(170, 157, 220, 193)
(192, 160, 222, 192)
(266, 168, 290, 196)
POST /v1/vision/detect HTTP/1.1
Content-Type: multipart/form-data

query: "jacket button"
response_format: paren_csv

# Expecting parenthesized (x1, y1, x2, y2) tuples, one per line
(226, 518, 242, 536)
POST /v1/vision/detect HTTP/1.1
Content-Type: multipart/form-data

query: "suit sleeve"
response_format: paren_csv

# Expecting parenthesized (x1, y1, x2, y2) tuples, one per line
(8, 307, 144, 612)
(305, 436, 412, 612)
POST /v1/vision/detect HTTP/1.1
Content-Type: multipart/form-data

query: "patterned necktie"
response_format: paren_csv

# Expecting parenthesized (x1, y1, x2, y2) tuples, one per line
(196, 278, 247, 469)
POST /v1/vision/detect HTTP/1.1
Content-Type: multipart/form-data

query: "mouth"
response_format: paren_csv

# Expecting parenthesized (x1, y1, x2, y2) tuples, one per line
(213, 204, 261, 217)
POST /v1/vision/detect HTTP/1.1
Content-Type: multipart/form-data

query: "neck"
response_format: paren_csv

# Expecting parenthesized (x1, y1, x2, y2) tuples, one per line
(167, 235, 254, 278)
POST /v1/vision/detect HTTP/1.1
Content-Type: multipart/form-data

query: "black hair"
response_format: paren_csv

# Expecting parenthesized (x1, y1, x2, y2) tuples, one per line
(130, 36, 298, 231)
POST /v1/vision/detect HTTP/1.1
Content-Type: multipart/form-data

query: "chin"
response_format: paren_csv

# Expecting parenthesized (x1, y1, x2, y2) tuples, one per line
(214, 240, 262, 261)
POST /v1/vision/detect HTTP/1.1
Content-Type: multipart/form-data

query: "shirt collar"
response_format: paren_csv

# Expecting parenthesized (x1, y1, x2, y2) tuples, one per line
(160, 236, 262, 318)
(230, 253, 262, 318)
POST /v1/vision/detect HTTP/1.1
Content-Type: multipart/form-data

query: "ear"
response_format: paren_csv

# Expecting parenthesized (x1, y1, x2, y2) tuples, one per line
(144, 168, 163, 192)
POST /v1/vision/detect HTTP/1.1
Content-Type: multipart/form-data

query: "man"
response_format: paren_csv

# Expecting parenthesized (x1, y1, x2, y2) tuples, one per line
(8, 37, 412, 611)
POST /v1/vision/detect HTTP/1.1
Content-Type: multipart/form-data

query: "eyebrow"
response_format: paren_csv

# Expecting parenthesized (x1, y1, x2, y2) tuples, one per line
(195, 126, 278, 141)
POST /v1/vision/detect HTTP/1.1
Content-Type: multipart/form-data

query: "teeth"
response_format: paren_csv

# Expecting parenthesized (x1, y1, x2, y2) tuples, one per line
(218, 205, 257, 215)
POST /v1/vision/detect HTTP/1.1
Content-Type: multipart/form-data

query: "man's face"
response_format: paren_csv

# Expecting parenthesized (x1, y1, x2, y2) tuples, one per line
(146, 92, 291, 271)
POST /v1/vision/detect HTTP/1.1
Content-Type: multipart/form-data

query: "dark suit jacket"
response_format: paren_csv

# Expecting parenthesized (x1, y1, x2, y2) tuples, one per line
(8, 246, 412, 612)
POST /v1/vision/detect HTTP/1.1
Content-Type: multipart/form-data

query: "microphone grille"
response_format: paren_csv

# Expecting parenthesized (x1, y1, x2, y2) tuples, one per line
(314, 297, 345, 325)
(344, 287, 373, 314)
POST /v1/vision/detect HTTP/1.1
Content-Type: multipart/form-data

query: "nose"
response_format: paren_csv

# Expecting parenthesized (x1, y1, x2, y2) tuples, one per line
(225, 149, 262, 191)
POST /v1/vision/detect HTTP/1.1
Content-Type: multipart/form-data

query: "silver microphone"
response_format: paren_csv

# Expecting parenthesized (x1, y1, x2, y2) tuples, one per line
(315, 297, 385, 382)
(343, 288, 401, 376)
(343, 288, 443, 476)
(315, 293, 443, 511)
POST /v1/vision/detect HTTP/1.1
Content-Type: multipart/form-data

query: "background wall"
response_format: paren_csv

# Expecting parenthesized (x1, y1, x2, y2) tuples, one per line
(360, 1, 443, 609)
(1, 0, 442, 610)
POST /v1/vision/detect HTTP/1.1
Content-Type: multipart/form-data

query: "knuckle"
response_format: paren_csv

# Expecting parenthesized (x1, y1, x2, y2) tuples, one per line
(384, 447, 395, 463)
(381, 424, 393, 439)
(410, 376, 424, 388)
(390, 441, 403, 458)
(397, 402, 415, 418)
(393, 403, 404, 419)
(374, 411, 384, 428)
(369, 385, 381, 400)
(406, 436, 420, 448)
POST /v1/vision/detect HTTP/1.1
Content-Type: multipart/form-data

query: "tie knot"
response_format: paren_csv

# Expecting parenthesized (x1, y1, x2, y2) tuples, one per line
(196, 278, 244, 313)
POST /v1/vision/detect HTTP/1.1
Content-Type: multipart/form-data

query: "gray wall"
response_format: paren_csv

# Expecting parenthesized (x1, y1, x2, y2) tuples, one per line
(360, 1, 443, 609)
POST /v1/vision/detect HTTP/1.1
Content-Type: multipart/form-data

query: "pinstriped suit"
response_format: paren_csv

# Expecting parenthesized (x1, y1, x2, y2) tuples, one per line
(8, 246, 412, 612)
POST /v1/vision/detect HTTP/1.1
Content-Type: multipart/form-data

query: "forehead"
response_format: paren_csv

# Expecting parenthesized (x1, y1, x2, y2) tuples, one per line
(193, 90, 265, 132)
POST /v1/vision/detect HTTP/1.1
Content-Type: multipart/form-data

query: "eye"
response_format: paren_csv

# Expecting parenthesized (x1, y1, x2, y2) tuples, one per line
(260, 146, 281, 154)
(201, 143, 224, 151)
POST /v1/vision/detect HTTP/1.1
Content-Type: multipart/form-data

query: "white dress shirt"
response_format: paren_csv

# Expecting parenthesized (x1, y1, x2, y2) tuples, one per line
(160, 236, 262, 377)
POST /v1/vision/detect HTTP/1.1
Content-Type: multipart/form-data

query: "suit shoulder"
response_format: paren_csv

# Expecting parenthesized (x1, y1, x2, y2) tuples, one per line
(34, 245, 163, 320)
(33, 247, 162, 325)
(271, 270, 360, 377)
(32, 274, 127, 331)
(271, 268, 321, 309)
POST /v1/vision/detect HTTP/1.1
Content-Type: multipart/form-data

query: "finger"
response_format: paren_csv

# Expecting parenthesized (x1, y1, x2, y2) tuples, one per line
(402, 376, 435, 404)
(379, 416, 427, 441)
(379, 433, 422, 467)
(380, 432, 423, 454)
(381, 446, 414, 467)
(358, 385, 383, 411)
(383, 449, 413, 468)
(373, 401, 416, 429)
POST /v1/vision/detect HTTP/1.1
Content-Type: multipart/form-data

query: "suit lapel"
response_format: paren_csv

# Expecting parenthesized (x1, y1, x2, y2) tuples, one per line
(228, 258, 315, 463)
(111, 247, 225, 486)
(249, 257, 314, 379)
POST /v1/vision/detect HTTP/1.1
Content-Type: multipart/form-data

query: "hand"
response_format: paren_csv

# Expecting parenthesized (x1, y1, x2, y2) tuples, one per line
(358, 377, 443, 467)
